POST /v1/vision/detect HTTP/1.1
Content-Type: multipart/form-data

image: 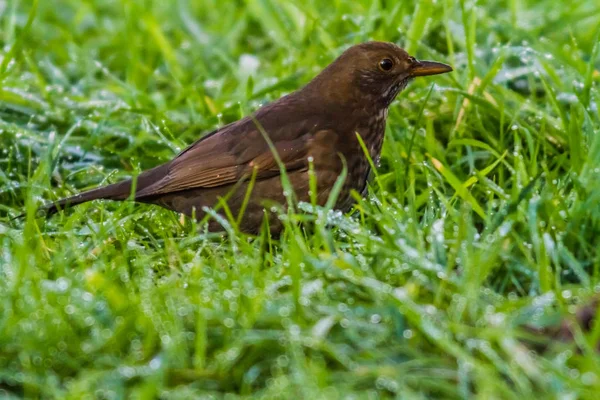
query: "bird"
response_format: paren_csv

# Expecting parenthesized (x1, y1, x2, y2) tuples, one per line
(40, 41, 452, 234)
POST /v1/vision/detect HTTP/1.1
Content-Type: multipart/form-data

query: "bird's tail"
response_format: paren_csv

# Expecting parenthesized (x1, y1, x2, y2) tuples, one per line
(30, 163, 170, 218)
(43, 179, 134, 216)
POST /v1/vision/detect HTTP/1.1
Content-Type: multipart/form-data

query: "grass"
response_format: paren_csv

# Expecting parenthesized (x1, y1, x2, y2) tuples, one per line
(1, 0, 600, 398)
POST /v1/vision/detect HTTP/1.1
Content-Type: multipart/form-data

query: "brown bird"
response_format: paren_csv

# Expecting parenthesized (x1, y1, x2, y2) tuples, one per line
(42, 41, 452, 234)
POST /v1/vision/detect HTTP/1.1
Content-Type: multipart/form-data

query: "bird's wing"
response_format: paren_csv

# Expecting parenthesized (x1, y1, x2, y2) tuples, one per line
(134, 114, 317, 198)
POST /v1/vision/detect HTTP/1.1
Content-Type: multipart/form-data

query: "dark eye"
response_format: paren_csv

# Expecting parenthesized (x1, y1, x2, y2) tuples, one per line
(378, 58, 394, 72)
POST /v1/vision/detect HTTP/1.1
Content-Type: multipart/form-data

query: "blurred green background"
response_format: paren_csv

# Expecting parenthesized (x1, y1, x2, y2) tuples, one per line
(1, 0, 600, 398)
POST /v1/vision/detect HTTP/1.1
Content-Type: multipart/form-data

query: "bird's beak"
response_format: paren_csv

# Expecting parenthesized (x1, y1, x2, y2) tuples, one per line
(410, 60, 453, 77)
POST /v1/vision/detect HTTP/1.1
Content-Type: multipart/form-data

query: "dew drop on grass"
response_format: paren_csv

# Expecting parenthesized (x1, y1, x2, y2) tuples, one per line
(425, 305, 437, 315)
(278, 306, 291, 317)
(204, 79, 219, 89)
(289, 324, 301, 339)
(177, 307, 188, 317)
(56, 277, 70, 292)
(299, 296, 310, 306)
(375, 376, 399, 392)
(393, 288, 408, 300)
(149, 357, 162, 370)
(161, 335, 172, 345)
(81, 342, 93, 353)
(557, 92, 579, 104)
(239, 54, 260, 76)
(582, 372, 597, 385)
(570, 369, 581, 379)
(119, 366, 136, 379)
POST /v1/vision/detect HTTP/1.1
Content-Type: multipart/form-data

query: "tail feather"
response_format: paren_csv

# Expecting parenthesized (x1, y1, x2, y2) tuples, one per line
(39, 163, 170, 218)
(44, 179, 133, 216)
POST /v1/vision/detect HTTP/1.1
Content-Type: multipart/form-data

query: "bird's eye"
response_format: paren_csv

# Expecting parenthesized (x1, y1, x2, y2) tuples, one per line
(378, 58, 394, 72)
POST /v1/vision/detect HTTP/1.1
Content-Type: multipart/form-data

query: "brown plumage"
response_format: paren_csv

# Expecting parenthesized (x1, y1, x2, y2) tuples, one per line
(42, 42, 452, 234)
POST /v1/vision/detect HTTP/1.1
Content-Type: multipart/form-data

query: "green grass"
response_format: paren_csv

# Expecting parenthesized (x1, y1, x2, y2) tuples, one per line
(1, 0, 600, 398)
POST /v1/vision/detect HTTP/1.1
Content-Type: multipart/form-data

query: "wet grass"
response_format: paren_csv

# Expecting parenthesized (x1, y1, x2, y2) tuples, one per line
(1, 0, 600, 398)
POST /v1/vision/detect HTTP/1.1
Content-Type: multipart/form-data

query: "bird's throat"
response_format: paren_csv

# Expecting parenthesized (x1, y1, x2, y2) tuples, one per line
(382, 77, 411, 107)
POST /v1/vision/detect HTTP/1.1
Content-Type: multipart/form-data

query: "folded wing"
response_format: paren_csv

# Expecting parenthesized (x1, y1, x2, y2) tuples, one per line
(135, 115, 316, 198)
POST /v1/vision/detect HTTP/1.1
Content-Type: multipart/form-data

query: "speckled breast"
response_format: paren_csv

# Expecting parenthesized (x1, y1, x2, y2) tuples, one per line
(338, 109, 388, 211)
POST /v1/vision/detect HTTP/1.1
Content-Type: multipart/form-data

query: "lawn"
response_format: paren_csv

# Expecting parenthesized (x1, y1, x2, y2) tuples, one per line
(1, 0, 600, 398)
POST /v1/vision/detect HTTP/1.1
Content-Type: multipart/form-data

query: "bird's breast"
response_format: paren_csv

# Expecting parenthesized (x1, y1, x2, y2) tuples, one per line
(336, 108, 388, 210)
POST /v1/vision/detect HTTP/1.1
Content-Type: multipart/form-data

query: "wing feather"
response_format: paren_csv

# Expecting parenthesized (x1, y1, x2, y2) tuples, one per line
(134, 96, 336, 198)
(135, 130, 314, 197)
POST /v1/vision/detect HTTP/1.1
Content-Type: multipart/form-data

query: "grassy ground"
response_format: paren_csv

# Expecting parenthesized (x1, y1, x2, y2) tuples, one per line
(1, 0, 600, 398)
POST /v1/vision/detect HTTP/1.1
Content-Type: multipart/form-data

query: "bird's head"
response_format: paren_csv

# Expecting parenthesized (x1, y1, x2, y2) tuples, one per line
(306, 41, 452, 109)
